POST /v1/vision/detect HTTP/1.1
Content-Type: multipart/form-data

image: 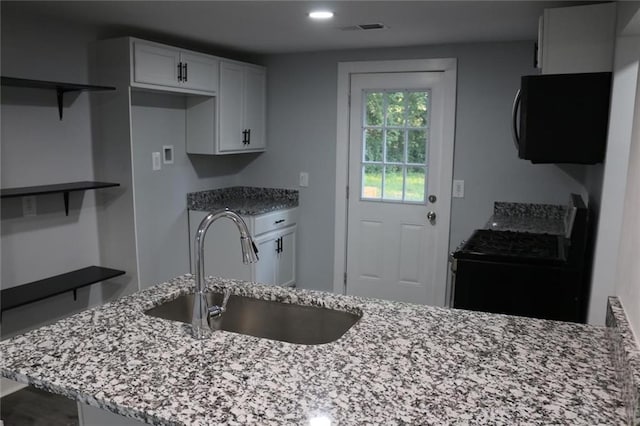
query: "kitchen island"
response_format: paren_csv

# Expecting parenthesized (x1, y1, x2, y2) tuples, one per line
(0, 275, 636, 425)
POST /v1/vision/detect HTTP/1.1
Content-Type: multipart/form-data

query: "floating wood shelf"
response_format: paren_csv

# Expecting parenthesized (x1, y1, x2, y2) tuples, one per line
(1, 266, 126, 312)
(1, 181, 120, 216)
(1, 76, 116, 119)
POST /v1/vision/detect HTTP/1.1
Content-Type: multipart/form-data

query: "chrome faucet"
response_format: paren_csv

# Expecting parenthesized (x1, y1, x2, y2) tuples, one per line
(192, 209, 259, 339)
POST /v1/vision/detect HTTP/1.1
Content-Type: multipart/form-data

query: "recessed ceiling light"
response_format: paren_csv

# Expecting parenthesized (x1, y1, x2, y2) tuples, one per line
(309, 10, 334, 20)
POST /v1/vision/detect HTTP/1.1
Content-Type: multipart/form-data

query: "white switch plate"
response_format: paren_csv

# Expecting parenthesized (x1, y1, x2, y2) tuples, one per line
(152, 152, 161, 171)
(22, 196, 37, 216)
(453, 179, 465, 198)
(299, 172, 309, 187)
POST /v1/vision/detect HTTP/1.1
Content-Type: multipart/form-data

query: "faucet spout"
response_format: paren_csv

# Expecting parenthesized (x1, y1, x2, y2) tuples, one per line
(192, 209, 258, 339)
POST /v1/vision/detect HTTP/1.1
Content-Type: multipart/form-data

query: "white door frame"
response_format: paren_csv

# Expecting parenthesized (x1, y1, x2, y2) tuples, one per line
(333, 59, 457, 306)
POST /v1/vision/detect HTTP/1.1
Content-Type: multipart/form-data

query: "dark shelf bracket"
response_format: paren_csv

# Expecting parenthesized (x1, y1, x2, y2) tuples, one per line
(57, 88, 64, 120)
(1, 266, 126, 313)
(1, 181, 120, 216)
(64, 191, 70, 216)
(1, 76, 116, 120)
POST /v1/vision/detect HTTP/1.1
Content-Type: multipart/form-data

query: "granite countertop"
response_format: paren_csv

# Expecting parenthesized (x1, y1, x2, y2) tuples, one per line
(485, 201, 568, 235)
(486, 215, 566, 235)
(1, 275, 634, 425)
(187, 187, 298, 216)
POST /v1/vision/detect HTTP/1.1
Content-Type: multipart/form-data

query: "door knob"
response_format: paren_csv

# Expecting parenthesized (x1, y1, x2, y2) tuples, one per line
(427, 211, 436, 223)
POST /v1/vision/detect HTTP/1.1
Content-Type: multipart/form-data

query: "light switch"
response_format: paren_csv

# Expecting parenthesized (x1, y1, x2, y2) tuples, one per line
(152, 152, 161, 171)
(299, 172, 309, 187)
(453, 180, 464, 198)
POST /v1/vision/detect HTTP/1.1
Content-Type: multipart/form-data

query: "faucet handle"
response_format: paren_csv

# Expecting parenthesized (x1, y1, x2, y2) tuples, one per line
(220, 288, 231, 312)
(208, 288, 231, 319)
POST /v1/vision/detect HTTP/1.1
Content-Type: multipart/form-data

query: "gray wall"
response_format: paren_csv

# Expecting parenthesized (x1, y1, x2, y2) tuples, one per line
(0, 12, 124, 336)
(237, 42, 588, 292)
(130, 91, 252, 288)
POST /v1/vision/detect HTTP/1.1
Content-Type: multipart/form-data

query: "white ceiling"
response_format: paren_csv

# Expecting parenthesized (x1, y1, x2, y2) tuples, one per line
(3, 1, 598, 55)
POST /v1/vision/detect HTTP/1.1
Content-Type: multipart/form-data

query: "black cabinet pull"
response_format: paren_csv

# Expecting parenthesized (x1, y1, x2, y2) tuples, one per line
(177, 62, 183, 82)
(247, 129, 251, 145)
(183, 63, 188, 82)
(274, 219, 285, 224)
(242, 129, 248, 144)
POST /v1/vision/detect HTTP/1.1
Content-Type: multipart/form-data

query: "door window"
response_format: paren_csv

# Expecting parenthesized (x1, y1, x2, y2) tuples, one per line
(361, 90, 431, 203)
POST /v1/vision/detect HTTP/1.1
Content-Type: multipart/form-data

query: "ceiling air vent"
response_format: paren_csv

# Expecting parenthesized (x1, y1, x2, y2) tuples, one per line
(340, 23, 388, 31)
(358, 23, 386, 30)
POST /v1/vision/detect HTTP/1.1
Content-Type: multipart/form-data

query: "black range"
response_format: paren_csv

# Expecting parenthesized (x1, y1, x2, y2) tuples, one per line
(451, 194, 590, 323)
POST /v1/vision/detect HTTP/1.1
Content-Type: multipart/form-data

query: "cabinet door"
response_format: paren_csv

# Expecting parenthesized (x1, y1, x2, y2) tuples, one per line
(276, 226, 296, 287)
(180, 51, 219, 93)
(254, 234, 278, 285)
(218, 61, 245, 152)
(243, 67, 267, 150)
(540, 3, 615, 74)
(133, 42, 181, 88)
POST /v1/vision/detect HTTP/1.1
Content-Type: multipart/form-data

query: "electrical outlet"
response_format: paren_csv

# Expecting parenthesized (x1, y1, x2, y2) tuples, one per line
(299, 172, 309, 187)
(152, 152, 161, 171)
(22, 196, 37, 216)
(163, 145, 174, 164)
(453, 180, 465, 198)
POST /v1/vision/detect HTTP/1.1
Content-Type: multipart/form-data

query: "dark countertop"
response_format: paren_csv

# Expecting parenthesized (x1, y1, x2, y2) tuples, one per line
(187, 187, 298, 216)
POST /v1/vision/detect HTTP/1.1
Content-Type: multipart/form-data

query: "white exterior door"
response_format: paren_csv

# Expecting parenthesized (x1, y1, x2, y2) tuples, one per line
(346, 72, 450, 305)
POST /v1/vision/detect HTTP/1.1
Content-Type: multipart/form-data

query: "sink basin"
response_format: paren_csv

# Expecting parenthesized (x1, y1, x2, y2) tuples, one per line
(144, 292, 361, 345)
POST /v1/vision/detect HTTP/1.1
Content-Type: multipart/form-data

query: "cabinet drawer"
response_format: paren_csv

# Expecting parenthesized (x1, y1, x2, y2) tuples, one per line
(253, 208, 298, 236)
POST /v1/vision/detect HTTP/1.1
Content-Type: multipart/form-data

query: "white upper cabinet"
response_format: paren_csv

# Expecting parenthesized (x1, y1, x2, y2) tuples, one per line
(218, 62, 245, 152)
(132, 40, 218, 94)
(217, 61, 267, 153)
(187, 60, 267, 155)
(538, 2, 616, 74)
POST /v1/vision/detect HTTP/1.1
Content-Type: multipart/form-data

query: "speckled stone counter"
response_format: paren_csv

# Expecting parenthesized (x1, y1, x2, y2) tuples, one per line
(1, 275, 633, 425)
(486, 201, 567, 235)
(607, 297, 640, 425)
(187, 187, 298, 216)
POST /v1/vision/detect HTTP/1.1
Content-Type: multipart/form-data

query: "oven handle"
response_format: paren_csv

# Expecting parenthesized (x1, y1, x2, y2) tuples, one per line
(448, 252, 457, 308)
(511, 89, 521, 152)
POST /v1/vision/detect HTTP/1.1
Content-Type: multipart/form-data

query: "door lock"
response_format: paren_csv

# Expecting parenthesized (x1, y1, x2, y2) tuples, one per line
(427, 211, 437, 223)
(428, 195, 437, 203)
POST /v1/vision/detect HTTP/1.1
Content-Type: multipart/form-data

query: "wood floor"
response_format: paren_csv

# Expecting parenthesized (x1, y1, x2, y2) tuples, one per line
(1, 386, 78, 426)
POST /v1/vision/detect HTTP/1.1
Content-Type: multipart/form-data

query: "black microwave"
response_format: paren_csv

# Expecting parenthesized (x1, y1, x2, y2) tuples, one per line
(512, 72, 612, 164)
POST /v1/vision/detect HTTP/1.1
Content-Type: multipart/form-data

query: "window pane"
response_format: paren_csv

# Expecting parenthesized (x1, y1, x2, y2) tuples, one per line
(386, 92, 405, 126)
(364, 129, 383, 161)
(405, 167, 426, 202)
(385, 129, 404, 163)
(408, 91, 429, 127)
(383, 166, 403, 200)
(365, 92, 383, 126)
(408, 129, 427, 164)
(362, 165, 382, 199)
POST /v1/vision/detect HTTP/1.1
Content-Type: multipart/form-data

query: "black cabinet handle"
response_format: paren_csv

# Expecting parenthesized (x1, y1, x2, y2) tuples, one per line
(247, 129, 251, 145)
(242, 129, 248, 144)
(177, 62, 183, 82)
(183, 63, 188, 82)
(274, 219, 285, 224)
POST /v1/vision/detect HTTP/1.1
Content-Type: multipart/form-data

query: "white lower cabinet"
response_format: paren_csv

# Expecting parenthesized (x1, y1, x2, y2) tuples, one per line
(188, 208, 297, 286)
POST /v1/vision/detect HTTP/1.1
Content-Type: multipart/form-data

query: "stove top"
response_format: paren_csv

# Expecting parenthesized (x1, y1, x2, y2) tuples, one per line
(455, 229, 565, 264)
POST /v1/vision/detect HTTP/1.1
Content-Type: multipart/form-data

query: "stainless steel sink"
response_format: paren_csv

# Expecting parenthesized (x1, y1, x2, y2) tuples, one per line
(144, 292, 361, 345)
